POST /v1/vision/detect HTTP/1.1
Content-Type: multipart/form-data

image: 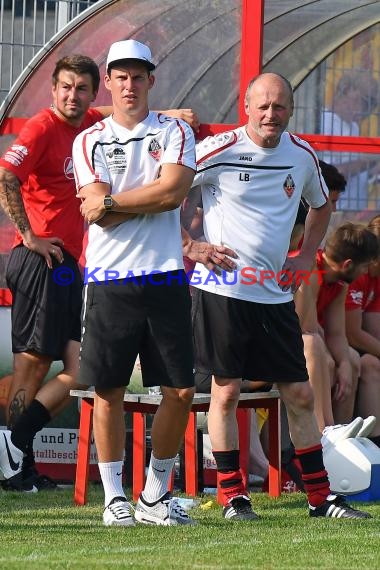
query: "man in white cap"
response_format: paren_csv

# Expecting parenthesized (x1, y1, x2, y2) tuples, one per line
(73, 39, 197, 526)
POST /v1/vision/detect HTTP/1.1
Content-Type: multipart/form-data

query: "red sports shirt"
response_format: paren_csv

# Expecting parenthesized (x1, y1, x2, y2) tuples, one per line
(345, 272, 380, 313)
(316, 249, 346, 326)
(0, 107, 103, 260)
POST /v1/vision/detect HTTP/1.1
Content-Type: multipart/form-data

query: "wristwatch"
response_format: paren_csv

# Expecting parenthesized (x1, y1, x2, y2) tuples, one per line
(103, 194, 113, 211)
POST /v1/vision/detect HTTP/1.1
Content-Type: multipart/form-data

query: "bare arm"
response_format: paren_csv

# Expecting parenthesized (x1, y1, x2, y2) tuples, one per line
(0, 166, 63, 267)
(160, 109, 200, 133)
(294, 271, 320, 333)
(280, 201, 331, 292)
(297, 201, 331, 267)
(363, 311, 380, 341)
(180, 186, 237, 272)
(181, 186, 202, 232)
(94, 106, 113, 118)
(0, 167, 30, 236)
(78, 182, 136, 228)
(346, 308, 380, 357)
(182, 226, 237, 273)
(79, 163, 195, 224)
(323, 286, 352, 401)
(324, 286, 351, 363)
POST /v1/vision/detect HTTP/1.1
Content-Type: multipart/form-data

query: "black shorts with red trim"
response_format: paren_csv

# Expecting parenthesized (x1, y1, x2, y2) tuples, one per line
(192, 288, 308, 383)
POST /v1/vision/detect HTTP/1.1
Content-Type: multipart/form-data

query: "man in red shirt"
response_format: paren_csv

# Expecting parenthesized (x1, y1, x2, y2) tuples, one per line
(0, 55, 103, 491)
(345, 215, 380, 447)
(295, 222, 378, 444)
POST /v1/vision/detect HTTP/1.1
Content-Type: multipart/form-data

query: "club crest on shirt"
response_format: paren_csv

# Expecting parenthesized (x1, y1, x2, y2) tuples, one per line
(283, 174, 295, 198)
(148, 138, 162, 161)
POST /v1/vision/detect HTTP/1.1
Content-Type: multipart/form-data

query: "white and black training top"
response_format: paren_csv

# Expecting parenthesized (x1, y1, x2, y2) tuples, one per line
(191, 126, 328, 304)
(73, 112, 196, 283)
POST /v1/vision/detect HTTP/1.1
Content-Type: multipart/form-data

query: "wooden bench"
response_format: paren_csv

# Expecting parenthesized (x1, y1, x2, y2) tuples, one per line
(70, 389, 281, 505)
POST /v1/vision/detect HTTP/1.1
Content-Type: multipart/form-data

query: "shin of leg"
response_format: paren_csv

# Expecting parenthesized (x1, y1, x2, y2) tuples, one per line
(151, 386, 194, 458)
(93, 387, 126, 463)
(349, 347, 360, 394)
(279, 381, 321, 449)
(303, 333, 334, 431)
(357, 355, 380, 436)
(332, 348, 359, 424)
(34, 340, 80, 418)
(208, 377, 241, 451)
(8, 352, 52, 427)
(249, 410, 268, 477)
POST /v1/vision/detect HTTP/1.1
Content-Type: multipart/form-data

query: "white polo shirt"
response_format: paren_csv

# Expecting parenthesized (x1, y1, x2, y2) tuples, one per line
(73, 112, 195, 283)
(191, 126, 328, 303)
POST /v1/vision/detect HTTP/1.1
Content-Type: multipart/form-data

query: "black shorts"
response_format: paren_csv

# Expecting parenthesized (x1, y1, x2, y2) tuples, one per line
(195, 371, 273, 393)
(192, 288, 308, 383)
(79, 270, 194, 390)
(6, 245, 82, 360)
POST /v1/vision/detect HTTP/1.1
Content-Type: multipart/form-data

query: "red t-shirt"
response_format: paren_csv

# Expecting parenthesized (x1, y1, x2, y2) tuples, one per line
(316, 249, 345, 326)
(345, 272, 380, 313)
(0, 107, 103, 260)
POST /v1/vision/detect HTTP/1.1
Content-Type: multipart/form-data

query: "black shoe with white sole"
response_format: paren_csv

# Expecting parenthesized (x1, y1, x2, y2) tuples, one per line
(309, 494, 371, 519)
(222, 495, 259, 521)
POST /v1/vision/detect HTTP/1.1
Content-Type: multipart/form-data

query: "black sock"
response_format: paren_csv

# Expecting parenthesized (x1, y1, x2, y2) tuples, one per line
(22, 443, 36, 472)
(369, 435, 380, 448)
(10, 399, 51, 453)
(212, 450, 240, 472)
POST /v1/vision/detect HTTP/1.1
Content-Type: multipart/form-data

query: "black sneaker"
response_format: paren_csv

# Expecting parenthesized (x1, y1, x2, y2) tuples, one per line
(1, 472, 38, 493)
(222, 495, 259, 521)
(309, 494, 371, 519)
(24, 471, 60, 491)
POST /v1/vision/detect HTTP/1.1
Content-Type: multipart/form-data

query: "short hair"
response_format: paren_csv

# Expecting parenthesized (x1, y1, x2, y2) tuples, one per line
(325, 222, 379, 264)
(245, 73, 294, 107)
(52, 55, 100, 93)
(319, 160, 346, 193)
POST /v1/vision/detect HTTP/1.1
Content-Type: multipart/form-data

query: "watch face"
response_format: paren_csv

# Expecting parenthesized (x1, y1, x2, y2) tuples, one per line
(104, 195, 113, 209)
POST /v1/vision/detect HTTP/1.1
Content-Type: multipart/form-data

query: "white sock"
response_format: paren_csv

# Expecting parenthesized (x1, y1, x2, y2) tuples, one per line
(98, 461, 126, 507)
(142, 453, 176, 503)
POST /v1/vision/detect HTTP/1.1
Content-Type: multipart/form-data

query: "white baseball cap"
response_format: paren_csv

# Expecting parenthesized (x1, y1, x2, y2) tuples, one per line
(106, 39, 155, 71)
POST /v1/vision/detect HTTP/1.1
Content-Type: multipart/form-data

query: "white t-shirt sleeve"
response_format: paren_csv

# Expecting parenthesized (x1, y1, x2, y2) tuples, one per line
(72, 122, 111, 191)
(161, 119, 196, 171)
(192, 131, 237, 187)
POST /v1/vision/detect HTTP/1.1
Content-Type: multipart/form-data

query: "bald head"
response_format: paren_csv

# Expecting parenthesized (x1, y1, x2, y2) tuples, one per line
(244, 73, 294, 148)
(245, 73, 294, 108)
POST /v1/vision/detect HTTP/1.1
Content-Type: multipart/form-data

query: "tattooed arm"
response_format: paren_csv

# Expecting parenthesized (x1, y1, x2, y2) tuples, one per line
(0, 167, 64, 268)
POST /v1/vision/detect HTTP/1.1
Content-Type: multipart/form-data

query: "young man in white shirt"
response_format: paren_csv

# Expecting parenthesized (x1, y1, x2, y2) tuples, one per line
(73, 40, 196, 527)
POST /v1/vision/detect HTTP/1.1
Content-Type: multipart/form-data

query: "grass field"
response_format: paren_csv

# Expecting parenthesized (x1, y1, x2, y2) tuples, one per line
(0, 485, 379, 569)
